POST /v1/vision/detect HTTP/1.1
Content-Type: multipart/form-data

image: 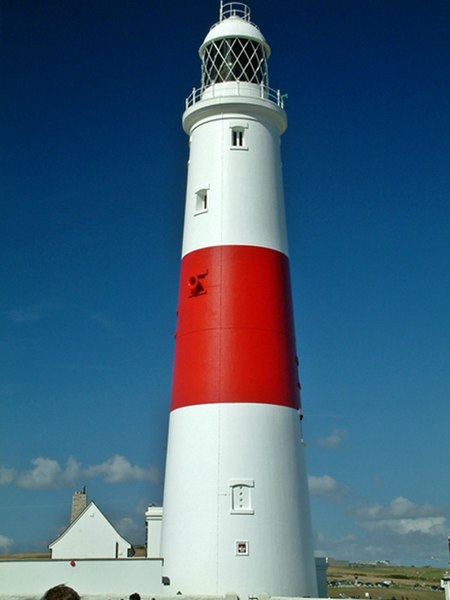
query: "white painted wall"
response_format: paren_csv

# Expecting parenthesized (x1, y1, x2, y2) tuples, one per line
(315, 557, 328, 598)
(0, 558, 163, 596)
(181, 98, 288, 258)
(0, 557, 327, 598)
(161, 404, 318, 598)
(49, 502, 131, 559)
(146, 506, 163, 558)
(441, 573, 450, 600)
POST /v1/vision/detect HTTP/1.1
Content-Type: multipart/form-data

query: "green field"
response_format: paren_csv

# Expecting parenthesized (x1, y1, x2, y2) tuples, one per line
(328, 564, 446, 600)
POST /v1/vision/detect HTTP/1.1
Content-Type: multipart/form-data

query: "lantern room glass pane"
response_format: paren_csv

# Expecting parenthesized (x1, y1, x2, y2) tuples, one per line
(202, 37, 268, 88)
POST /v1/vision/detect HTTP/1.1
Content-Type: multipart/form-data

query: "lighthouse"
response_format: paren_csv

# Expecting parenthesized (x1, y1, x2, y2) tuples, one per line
(160, 3, 318, 598)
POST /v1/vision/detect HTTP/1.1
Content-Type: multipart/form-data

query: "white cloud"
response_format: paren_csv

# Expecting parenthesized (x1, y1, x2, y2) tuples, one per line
(311, 491, 449, 563)
(314, 530, 387, 563)
(315, 428, 347, 449)
(62, 456, 81, 485)
(84, 454, 159, 484)
(114, 516, 142, 542)
(15, 457, 62, 489)
(0, 534, 15, 553)
(1, 454, 159, 489)
(308, 474, 348, 499)
(355, 496, 448, 537)
(314, 531, 361, 559)
(388, 496, 439, 519)
(356, 496, 440, 521)
(12, 457, 79, 489)
(368, 517, 447, 536)
(0, 466, 16, 486)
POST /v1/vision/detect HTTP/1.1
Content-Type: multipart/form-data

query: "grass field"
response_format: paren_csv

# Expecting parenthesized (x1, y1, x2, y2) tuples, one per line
(327, 564, 447, 600)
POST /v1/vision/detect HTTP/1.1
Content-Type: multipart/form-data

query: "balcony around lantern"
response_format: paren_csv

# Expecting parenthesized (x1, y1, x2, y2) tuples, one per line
(185, 81, 286, 109)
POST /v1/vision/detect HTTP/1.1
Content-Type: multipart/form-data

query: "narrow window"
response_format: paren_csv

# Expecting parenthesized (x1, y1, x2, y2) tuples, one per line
(231, 127, 244, 147)
(195, 188, 208, 213)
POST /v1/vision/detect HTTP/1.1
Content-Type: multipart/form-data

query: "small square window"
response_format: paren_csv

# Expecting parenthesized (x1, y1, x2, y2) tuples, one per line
(236, 540, 249, 556)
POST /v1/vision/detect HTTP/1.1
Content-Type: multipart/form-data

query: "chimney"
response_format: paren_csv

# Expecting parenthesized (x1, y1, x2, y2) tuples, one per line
(70, 486, 87, 523)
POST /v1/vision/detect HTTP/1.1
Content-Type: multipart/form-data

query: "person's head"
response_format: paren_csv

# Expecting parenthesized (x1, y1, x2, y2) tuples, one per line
(43, 584, 80, 600)
(129, 594, 141, 600)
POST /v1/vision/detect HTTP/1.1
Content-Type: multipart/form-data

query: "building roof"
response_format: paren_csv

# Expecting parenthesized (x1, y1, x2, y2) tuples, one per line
(49, 501, 131, 550)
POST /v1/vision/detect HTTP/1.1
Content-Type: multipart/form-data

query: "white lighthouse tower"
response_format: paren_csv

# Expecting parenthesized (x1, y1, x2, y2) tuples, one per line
(160, 3, 318, 598)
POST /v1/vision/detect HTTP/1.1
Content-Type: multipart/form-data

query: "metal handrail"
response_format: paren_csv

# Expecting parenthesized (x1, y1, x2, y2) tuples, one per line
(185, 83, 286, 110)
(220, 2, 251, 22)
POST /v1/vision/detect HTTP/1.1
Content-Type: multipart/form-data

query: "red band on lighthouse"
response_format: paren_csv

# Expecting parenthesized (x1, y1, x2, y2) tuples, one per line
(171, 244, 301, 411)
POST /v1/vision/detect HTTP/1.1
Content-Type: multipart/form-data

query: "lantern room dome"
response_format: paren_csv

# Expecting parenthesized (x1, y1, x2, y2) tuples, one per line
(200, 15, 270, 60)
(198, 4, 271, 89)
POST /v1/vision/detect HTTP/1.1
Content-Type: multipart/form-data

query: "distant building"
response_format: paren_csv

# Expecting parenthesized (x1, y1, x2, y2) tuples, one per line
(49, 500, 133, 559)
(145, 505, 162, 558)
(441, 572, 450, 600)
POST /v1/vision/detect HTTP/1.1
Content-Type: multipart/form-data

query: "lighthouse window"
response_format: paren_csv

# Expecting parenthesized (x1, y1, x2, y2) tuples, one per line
(195, 188, 208, 214)
(202, 38, 268, 87)
(235, 541, 249, 556)
(231, 128, 244, 147)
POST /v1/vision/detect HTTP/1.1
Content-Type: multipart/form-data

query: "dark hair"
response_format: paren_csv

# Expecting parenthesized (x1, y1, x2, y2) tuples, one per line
(129, 594, 141, 600)
(43, 584, 80, 600)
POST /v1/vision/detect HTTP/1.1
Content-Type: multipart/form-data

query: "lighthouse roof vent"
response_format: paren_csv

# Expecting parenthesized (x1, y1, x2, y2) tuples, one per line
(199, 3, 270, 89)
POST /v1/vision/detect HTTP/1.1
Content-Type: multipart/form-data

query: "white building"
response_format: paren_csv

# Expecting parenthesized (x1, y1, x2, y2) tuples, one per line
(441, 572, 450, 600)
(49, 501, 133, 559)
(145, 505, 163, 558)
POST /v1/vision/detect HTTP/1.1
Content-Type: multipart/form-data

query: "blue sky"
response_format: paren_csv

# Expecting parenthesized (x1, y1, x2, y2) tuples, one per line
(1, 0, 449, 566)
